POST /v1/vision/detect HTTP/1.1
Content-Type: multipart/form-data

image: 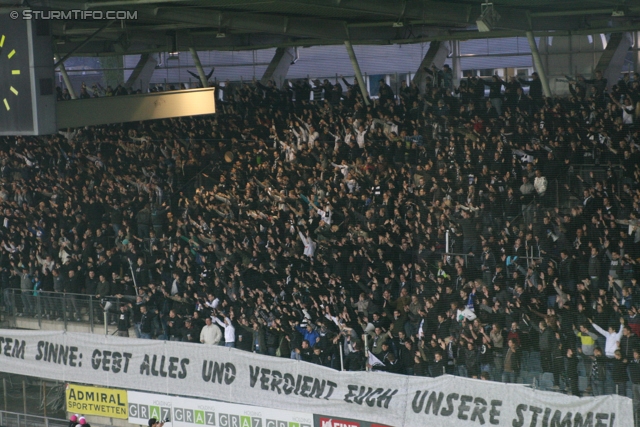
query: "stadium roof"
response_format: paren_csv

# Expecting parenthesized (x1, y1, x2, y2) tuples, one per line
(3, 0, 640, 56)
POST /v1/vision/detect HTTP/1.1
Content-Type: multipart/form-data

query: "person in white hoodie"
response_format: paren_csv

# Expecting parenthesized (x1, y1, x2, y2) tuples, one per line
(298, 228, 316, 258)
(213, 313, 236, 347)
(590, 317, 625, 358)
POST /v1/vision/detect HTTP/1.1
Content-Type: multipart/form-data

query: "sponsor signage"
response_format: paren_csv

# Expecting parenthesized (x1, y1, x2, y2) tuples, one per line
(127, 391, 313, 427)
(319, 418, 360, 427)
(66, 383, 128, 419)
(314, 415, 392, 427)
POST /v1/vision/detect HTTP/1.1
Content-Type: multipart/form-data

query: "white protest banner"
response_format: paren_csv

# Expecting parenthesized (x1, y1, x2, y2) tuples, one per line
(0, 329, 632, 427)
(127, 390, 313, 427)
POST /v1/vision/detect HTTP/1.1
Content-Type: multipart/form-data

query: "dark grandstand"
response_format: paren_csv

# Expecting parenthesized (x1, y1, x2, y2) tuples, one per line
(2, 68, 640, 404)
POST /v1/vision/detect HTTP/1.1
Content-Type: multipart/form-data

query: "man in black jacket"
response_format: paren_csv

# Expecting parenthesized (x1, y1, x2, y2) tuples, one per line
(430, 351, 446, 377)
(166, 309, 183, 341)
(139, 304, 153, 339)
(518, 72, 543, 107)
(533, 320, 556, 373)
(64, 270, 81, 322)
(345, 342, 366, 371)
(621, 326, 640, 361)
(117, 303, 131, 337)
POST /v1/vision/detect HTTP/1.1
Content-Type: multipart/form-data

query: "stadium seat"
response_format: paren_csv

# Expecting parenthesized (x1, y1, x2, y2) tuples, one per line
(538, 372, 555, 391)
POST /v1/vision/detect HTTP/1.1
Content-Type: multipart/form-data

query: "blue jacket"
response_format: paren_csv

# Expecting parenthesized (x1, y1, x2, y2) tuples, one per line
(296, 325, 320, 347)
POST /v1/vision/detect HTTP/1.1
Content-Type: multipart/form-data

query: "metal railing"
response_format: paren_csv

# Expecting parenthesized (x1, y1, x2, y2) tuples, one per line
(0, 410, 68, 427)
(2, 290, 133, 334)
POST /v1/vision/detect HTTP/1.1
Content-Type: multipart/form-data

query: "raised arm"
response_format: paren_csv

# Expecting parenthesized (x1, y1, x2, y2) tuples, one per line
(590, 322, 607, 337)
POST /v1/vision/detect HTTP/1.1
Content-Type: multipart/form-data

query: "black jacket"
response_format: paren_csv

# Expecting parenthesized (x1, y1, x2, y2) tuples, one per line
(345, 350, 366, 371)
(629, 359, 640, 384)
(117, 310, 131, 332)
(140, 312, 153, 334)
(612, 358, 628, 383)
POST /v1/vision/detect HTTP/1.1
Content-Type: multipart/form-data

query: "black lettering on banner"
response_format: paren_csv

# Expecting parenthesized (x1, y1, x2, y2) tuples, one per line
(343, 385, 358, 404)
(260, 369, 271, 390)
(573, 412, 594, 427)
(142, 354, 188, 378)
(457, 395, 472, 421)
(14, 339, 25, 359)
(549, 410, 572, 427)
(299, 376, 313, 398)
(92, 350, 101, 370)
(426, 392, 444, 415)
(594, 413, 609, 427)
(69, 346, 79, 367)
(224, 363, 235, 384)
(179, 358, 189, 379)
(324, 381, 337, 400)
(249, 366, 260, 388)
(376, 388, 398, 409)
(204, 361, 235, 384)
(249, 367, 333, 400)
(293, 374, 302, 395)
(411, 390, 426, 413)
(283, 374, 295, 395)
(168, 357, 179, 378)
(470, 397, 487, 425)
(103, 351, 112, 371)
(489, 400, 502, 425)
(33, 341, 79, 366)
(309, 379, 326, 399)
(270, 370, 283, 394)
(512, 404, 527, 427)
(111, 352, 122, 373)
(529, 406, 543, 427)
(343, 385, 396, 408)
(365, 388, 383, 408)
(36, 341, 44, 360)
(91, 349, 131, 373)
(0, 337, 25, 359)
(353, 387, 372, 405)
(3, 337, 13, 357)
(440, 393, 458, 417)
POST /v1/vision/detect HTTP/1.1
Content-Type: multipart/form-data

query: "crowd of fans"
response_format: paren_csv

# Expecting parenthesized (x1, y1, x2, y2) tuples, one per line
(4, 67, 640, 416)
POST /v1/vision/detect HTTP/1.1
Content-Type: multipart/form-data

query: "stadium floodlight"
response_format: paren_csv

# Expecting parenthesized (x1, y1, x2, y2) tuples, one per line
(476, 2, 500, 32)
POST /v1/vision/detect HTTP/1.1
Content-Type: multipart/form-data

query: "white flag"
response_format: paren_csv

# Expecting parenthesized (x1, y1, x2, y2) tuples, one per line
(368, 352, 384, 367)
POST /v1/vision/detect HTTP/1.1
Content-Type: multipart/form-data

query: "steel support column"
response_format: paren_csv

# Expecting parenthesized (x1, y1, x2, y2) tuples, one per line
(344, 40, 370, 105)
(526, 31, 552, 98)
(595, 32, 633, 90)
(189, 47, 209, 88)
(261, 47, 295, 89)
(125, 53, 157, 91)
(54, 55, 77, 99)
(412, 40, 450, 94)
(451, 40, 462, 88)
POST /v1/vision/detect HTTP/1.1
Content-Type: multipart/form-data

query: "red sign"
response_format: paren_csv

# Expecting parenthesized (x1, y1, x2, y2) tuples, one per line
(319, 418, 361, 427)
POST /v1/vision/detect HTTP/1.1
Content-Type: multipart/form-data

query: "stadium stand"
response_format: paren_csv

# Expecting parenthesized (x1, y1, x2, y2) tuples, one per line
(1, 71, 640, 414)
